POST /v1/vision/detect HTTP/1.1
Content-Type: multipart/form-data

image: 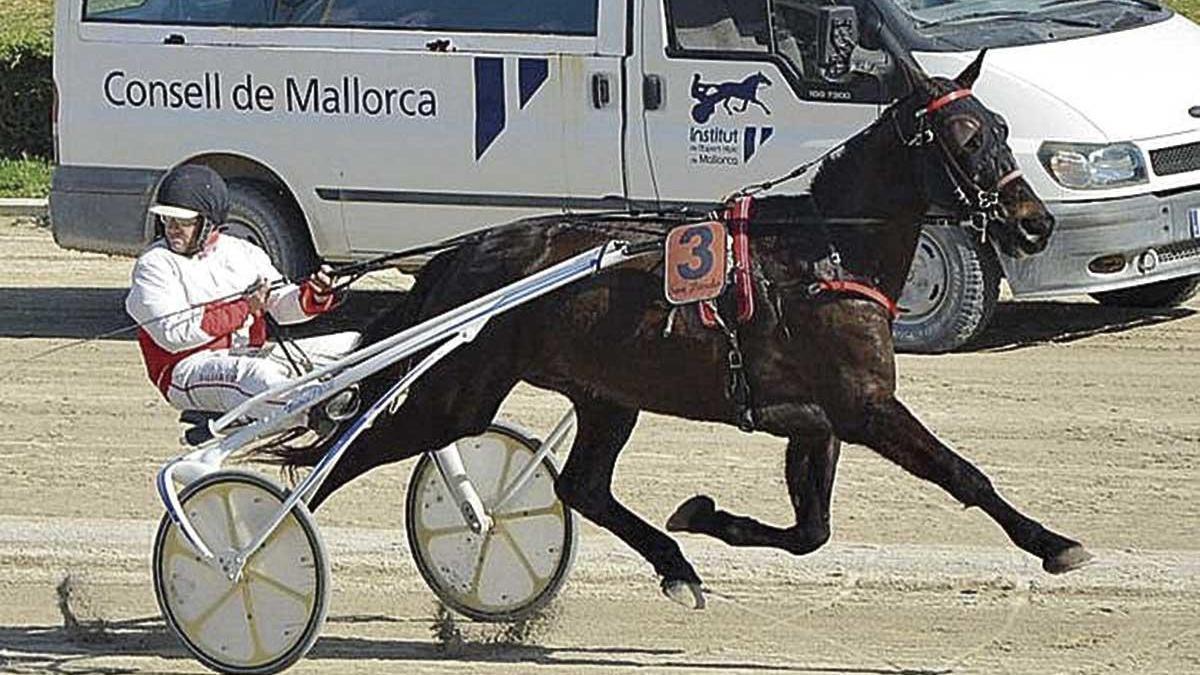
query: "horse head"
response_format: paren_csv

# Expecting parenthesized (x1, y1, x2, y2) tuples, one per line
(896, 51, 1054, 258)
(753, 71, 773, 88)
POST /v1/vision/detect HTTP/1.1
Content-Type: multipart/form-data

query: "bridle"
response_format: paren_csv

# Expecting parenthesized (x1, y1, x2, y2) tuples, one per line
(896, 87, 1024, 240)
(733, 84, 1023, 244)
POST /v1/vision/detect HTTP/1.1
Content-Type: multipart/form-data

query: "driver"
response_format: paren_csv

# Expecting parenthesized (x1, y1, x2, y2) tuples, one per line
(125, 164, 358, 421)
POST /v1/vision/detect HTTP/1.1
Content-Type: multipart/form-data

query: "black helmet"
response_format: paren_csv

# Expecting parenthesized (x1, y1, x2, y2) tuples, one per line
(150, 165, 229, 255)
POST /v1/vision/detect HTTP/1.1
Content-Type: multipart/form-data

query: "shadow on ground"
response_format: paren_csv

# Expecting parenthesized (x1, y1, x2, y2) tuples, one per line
(0, 615, 942, 675)
(0, 288, 404, 341)
(966, 301, 1195, 352)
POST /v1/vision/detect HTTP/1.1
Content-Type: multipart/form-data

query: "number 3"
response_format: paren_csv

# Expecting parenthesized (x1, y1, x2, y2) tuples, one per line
(677, 226, 715, 280)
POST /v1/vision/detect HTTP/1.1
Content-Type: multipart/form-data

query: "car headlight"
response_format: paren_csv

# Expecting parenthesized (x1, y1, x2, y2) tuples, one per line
(1037, 142, 1148, 189)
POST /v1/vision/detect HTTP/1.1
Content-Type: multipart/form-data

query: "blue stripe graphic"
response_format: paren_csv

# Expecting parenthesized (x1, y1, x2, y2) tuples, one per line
(518, 58, 549, 110)
(474, 58, 506, 160)
(743, 126, 775, 162)
(744, 127, 758, 163)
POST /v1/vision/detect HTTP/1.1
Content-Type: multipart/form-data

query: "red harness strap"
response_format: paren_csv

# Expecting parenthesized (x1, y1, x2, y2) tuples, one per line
(817, 279, 900, 320)
(925, 88, 972, 114)
(699, 196, 756, 328)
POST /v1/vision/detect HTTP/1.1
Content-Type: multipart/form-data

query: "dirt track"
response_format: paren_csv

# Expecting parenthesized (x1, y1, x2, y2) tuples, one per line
(1, 217, 1197, 674)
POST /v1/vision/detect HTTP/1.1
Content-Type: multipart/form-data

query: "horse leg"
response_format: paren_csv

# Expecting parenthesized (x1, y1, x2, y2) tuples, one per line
(555, 397, 707, 609)
(847, 396, 1091, 574)
(666, 427, 841, 556)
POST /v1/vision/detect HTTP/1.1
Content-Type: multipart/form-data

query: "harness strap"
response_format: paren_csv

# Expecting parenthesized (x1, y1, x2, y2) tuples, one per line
(924, 88, 973, 115)
(699, 196, 756, 328)
(730, 196, 755, 323)
(996, 168, 1024, 190)
(816, 279, 900, 320)
(703, 306, 757, 433)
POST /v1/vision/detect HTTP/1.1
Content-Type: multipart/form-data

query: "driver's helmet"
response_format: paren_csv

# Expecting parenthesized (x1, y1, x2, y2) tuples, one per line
(149, 165, 230, 256)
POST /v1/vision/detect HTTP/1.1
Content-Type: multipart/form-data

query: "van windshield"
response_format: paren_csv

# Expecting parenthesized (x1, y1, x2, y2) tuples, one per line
(882, 0, 1172, 48)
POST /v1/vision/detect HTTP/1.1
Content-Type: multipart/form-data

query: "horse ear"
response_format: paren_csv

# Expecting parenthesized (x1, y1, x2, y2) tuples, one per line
(955, 49, 987, 89)
(896, 52, 932, 95)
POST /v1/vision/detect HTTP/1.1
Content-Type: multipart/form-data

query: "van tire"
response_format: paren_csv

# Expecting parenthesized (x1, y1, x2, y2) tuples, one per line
(224, 179, 319, 280)
(1089, 274, 1200, 308)
(893, 224, 1000, 353)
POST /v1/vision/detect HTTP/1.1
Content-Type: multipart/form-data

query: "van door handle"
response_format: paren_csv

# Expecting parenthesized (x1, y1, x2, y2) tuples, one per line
(163, 33, 186, 45)
(591, 73, 611, 109)
(643, 75, 664, 111)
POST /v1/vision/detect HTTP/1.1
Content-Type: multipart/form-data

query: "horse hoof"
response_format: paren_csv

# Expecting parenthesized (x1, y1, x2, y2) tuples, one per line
(662, 580, 706, 610)
(666, 495, 716, 533)
(1044, 545, 1094, 574)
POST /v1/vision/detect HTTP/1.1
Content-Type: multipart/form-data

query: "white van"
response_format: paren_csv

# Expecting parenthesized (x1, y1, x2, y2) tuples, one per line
(51, 0, 1200, 351)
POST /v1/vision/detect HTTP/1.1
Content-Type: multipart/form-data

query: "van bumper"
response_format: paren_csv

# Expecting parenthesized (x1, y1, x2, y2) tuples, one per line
(49, 165, 162, 256)
(1000, 187, 1200, 298)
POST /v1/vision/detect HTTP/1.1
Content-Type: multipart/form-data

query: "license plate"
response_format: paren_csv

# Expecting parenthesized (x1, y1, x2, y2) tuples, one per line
(1190, 208, 1200, 240)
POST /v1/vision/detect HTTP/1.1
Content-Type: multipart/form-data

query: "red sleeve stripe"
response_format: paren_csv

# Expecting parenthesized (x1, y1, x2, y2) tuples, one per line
(299, 282, 335, 316)
(200, 297, 251, 337)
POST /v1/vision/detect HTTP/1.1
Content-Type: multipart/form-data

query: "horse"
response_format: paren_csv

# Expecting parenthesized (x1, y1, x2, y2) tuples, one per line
(265, 52, 1090, 607)
(690, 72, 773, 124)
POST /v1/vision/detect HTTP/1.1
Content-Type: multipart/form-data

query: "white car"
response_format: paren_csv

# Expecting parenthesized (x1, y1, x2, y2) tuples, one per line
(51, 0, 1200, 351)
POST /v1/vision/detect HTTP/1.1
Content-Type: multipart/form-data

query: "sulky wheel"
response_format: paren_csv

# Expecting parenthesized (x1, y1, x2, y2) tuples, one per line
(153, 471, 329, 674)
(406, 422, 577, 622)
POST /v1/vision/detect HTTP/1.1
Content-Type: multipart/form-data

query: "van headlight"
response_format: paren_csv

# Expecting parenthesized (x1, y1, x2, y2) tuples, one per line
(1037, 142, 1148, 189)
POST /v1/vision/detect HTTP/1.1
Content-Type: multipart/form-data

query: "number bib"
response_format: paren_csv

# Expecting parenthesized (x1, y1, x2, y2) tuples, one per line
(664, 221, 728, 305)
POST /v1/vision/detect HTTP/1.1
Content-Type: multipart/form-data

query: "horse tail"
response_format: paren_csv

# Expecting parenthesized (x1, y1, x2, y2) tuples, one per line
(251, 432, 332, 470)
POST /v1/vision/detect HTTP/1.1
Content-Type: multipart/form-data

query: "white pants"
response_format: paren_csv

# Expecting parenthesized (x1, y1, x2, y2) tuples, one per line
(167, 332, 361, 417)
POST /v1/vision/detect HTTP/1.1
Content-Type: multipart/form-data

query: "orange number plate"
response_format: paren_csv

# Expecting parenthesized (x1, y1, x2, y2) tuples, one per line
(664, 221, 728, 305)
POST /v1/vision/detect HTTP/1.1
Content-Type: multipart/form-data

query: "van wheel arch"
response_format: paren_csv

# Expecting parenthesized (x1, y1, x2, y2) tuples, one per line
(893, 224, 1001, 353)
(187, 155, 320, 279)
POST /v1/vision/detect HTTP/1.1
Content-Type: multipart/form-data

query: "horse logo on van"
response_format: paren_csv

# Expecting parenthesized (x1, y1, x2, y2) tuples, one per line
(690, 72, 772, 124)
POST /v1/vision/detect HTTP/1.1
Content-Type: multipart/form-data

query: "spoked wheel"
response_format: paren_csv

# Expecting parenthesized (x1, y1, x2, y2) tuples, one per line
(153, 471, 329, 674)
(406, 423, 577, 622)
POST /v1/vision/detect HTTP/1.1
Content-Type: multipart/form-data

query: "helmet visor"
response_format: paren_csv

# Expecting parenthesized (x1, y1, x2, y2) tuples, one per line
(149, 204, 202, 220)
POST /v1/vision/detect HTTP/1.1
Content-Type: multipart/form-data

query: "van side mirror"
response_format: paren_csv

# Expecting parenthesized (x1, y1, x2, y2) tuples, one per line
(816, 6, 859, 83)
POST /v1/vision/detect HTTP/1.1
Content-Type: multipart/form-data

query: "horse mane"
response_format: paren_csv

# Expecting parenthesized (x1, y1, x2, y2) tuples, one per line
(807, 81, 960, 221)
(808, 113, 902, 219)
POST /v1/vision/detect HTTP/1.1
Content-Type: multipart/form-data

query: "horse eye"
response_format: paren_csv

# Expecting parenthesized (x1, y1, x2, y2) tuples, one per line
(947, 116, 982, 151)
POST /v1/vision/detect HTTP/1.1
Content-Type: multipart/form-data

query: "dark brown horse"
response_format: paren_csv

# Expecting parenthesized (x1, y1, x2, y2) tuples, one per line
(273, 53, 1091, 605)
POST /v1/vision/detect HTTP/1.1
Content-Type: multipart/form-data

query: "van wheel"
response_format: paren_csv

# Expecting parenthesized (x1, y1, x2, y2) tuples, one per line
(893, 224, 1000, 353)
(225, 180, 319, 280)
(1090, 274, 1200, 308)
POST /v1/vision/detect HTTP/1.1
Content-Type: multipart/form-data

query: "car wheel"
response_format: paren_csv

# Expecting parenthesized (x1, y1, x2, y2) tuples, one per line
(225, 179, 318, 280)
(893, 224, 1000, 353)
(1090, 274, 1200, 308)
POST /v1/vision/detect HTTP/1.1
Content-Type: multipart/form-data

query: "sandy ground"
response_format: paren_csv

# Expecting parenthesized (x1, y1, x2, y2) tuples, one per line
(0, 216, 1197, 674)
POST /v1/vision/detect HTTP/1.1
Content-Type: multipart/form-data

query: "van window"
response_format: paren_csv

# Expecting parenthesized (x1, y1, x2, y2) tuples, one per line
(667, 0, 890, 94)
(771, 0, 832, 80)
(84, 0, 274, 24)
(667, 0, 840, 71)
(667, 0, 772, 52)
(315, 1, 599, 33)
(84, 0, 600, 34)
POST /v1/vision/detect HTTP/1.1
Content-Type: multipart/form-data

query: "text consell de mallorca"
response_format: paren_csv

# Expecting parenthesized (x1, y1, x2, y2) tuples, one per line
(102, 71, 438, 117)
